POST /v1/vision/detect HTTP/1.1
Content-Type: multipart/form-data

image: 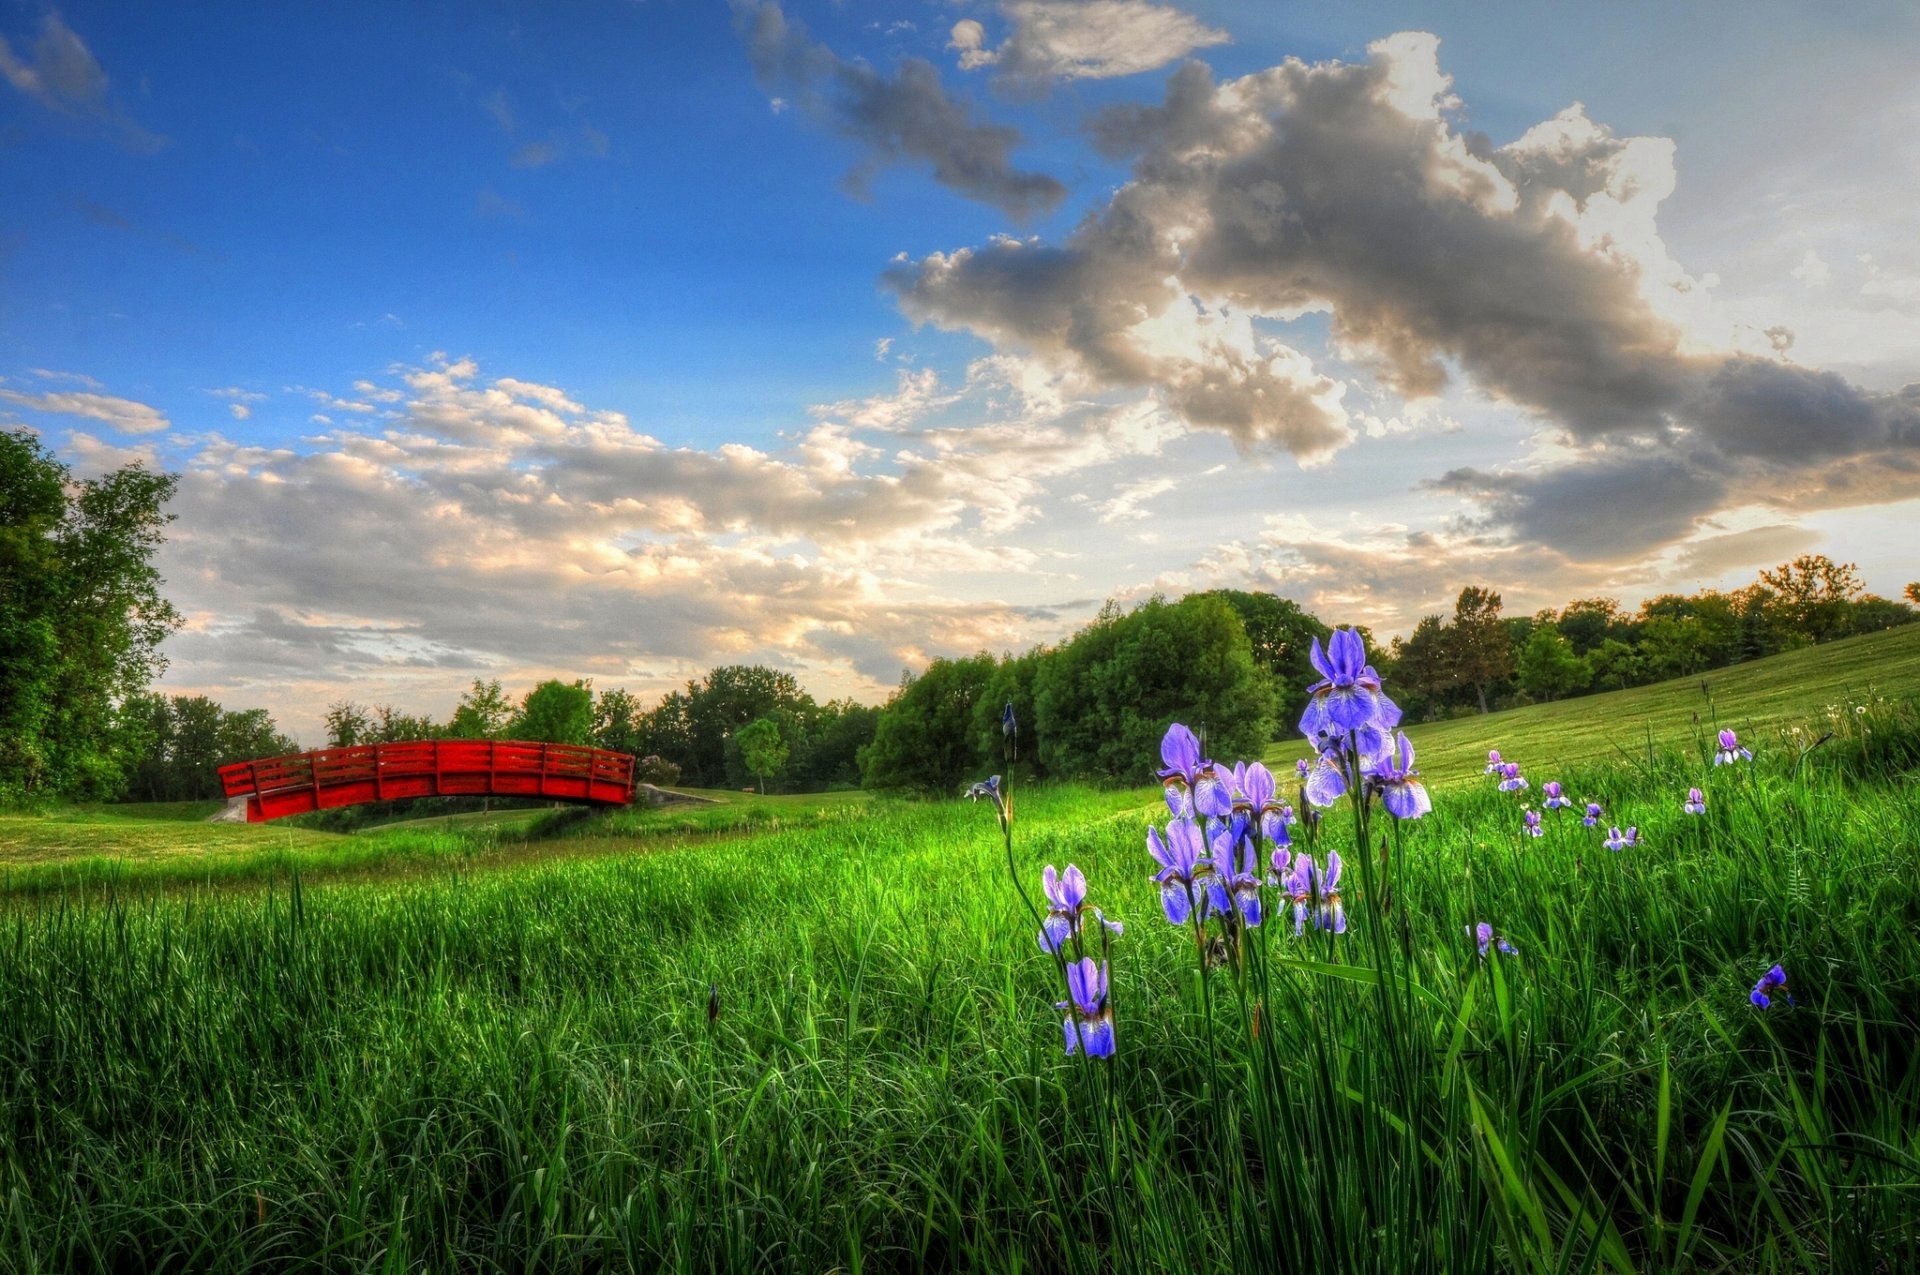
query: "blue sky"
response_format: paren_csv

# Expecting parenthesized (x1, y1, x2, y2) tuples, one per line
(6, 1, 1918, 740)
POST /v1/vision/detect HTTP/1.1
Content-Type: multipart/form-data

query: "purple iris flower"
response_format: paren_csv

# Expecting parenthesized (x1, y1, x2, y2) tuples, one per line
(1583, 802, 1604, 828)
(1147, 818, 1209, 926)
(1603, 825, 1640, 852)
(1058, 957, 1115, 1056)
(1206, 824, 1265, 928)
(1002, 700, 1017, 739)
(1471, 922, 1518, 957)
(1484, 749, 1504, 774)
(1367, 730, 1432, 820)
(1158, 724, 1232, 819)
(966, 775, 1009, 830)
(1284, 851, 1345, 935)
(1749, 963, 1791, 1009)
(1037, 863, 1122, 953)
(1267, 842, 1292, 887)
(1522, 809, 1543, 838)
(1496, 763, 1529, 793)
(1684, 787, 1706, 815)
(1714, 728, 1753, 766)
(1295, 757, 1311, 781)
(1542, 781, 1572, 811)
(1235, 761, 1292, 847)
(1299, 628, 1400, 761)
(1303, 750, 1349, 808)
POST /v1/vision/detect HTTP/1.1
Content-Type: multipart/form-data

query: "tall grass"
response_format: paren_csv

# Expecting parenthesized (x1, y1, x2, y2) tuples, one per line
(1, 735, 1917, 1270)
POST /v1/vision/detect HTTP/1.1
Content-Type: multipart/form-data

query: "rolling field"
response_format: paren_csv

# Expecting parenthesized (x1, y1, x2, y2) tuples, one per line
(1, 644, 1918, 1271)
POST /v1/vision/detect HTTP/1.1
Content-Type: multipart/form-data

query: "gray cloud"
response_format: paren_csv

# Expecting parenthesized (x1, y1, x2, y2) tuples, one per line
(1429, 454, 1727, 560)
(883, 35, 1920, 553)
(1672, 524, 1822, 578)
(0, 13, 166, 151)
(732, 0, 1065, 218)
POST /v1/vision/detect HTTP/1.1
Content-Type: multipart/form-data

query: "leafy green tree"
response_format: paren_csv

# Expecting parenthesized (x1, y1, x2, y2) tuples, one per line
(790, 699, 878, 790)
(638, 689, 697, 777)
(679, 666, 818, 788)
(1851, 594, 1918, 634)
(1389, 615, 1451, 720)
(862, 654, 996, 794)
(734, 716, 788, 794)
(512, 679, 595, 745)
(591, 687, 647, 755)
(1196, 590, 1330, 730)
(324, 701, 374, 748)
(371, 704, 440, 742)
(1586, 638, 1644, 691)
(1, 430, 181, 802)
(1444, 586, 1512, 714)
(1906, 583, 1920, 606)
(1758, 554, 1864, 645)
(971, 647, 1050, 778)
(1554, 597, 1630, 655)
(447, 678, 513, 740)
(1033, 594, 1276, 780)
(1514, 627, 1589, 702)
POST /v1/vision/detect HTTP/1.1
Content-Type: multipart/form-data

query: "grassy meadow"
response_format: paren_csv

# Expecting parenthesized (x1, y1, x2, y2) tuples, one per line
(2, 634, 1919, 1271)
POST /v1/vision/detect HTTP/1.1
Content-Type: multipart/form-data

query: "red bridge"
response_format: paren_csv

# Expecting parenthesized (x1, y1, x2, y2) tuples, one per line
(218, 740, 635, 823)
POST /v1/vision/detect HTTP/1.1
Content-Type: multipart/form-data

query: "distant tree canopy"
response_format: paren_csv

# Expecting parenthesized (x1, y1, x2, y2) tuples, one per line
(1380, 555, 1914, 722)
(123, 693, 297, 802)
(1, 431, 182, 802)
(862, 654, 997, 795)
(1033, 594, 1276, 781)
(864, 593, 1278, 794)
(512, 679, 595, 746)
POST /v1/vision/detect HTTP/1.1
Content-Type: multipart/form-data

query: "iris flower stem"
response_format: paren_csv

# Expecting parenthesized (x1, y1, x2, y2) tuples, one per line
(1341, 740, 1423, 1262)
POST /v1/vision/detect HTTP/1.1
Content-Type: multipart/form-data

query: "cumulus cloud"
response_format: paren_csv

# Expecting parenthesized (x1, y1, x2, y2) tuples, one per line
(0, 387, 169, 433)
(731, 0, 1065, 218)
(950, 1, 1228, 88)
(948, 0, 1228, 87)
(0, 12, 166, 150)
(153, 354, 1171, 732)
(881, 35, 1920, 558)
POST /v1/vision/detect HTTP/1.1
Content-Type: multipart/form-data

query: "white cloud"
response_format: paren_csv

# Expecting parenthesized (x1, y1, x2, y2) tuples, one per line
(953, 1, 1229, 86)
(1791, 249, 1831, 287)
(0, 387, 170, 433)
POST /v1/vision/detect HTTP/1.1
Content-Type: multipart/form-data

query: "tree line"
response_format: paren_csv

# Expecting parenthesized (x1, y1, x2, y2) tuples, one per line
(1385, 557, 1917, 721)
(317, 669, 880, 796)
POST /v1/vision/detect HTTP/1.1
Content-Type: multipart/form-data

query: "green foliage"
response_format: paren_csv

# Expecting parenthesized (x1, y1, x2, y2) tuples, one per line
(590, 686, 646, 755)
(446, 678, 514, 740)
(668, 665, 817, 788)
(1514, 626, 1589, 702)
(0, 430, 181, 802)
(121, 693, 298, 802)
(1034, 593, 1276, 778)
(1759, 553, 1864, 644)
(733, 716, 788, 794)
(786, 699, 878, 791)
(1196, 589, 1330, 729)
(1446, 585, 1512, 714)
(861, 652, 996, 794)
(510, 679, 595, 745)
(323, 701, 372, 748)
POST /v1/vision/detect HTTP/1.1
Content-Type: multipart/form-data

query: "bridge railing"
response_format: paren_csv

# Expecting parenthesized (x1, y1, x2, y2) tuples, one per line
(218, 740, 635, 822)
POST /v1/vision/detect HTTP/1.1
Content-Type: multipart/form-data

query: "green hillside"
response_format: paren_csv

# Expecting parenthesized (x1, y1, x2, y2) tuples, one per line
(1268, 622, 1920, 787)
